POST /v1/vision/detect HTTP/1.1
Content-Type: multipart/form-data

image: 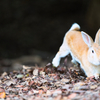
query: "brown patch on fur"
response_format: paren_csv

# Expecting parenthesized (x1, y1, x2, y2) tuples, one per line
(66, 31, 88, 60)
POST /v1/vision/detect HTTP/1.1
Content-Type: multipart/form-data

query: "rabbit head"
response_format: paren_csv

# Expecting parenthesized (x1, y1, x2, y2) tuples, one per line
(82, 29, 100, 66)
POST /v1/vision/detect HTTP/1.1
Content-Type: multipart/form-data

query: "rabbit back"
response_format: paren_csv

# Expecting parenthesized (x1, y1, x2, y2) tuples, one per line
(65, 30, 88, 62)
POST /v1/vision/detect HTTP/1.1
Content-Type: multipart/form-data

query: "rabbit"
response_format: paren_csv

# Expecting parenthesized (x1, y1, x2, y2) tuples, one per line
(52, 23, 100, 78)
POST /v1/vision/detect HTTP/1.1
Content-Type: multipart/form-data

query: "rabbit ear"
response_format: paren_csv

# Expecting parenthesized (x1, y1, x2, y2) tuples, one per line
(95, 29, 100, 45)
(81, 31, 93, 47)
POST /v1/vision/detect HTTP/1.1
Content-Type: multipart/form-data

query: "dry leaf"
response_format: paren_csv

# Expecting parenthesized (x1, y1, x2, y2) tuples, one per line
(40, 71, 45, 76)
(33, 69, 38, 76)
(0, 92, 6, 99)
(46, 90, 52, 96)
(52, 89, 62, 96)
(0, 88, 5, 93)
(15, 85, 24, 88)
(5, 80, 16, 86)
(40, 79, 48, 83)
(17, 74, 24, 79)
(2, 72, 7, 77)
(61, 78, 70, 83)
(33, 90, 39, 94)
(23, 65, 33, 72)
(74, 82, 86, 90)
(39, 90, 44, 94)
(90, 85, 97, 90)
(68, 93, 77, 99)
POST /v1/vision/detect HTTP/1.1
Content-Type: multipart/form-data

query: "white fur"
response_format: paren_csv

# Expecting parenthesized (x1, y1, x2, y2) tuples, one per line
(52, 39, 70, 67)
(69, 23, 80, 31)
(52, 23, 100, 78)
(52, 23, 80, 67)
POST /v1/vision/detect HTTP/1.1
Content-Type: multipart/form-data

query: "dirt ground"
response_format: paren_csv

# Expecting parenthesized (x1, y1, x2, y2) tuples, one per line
(0, 59, 100, 100)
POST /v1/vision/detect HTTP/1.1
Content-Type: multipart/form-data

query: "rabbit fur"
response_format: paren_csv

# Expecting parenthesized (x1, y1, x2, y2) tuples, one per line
(52, 23, 100, 78)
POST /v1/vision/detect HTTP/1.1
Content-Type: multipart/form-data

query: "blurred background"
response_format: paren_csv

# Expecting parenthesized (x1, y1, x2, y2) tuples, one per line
(0, 0, 100, 72)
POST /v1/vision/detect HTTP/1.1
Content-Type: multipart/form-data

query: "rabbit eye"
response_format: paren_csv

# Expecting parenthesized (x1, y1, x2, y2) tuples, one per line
(92, 50, 94, 53)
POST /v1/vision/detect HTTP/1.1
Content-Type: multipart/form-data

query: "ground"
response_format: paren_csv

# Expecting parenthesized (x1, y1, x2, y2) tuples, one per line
(0, 59, 100, 100)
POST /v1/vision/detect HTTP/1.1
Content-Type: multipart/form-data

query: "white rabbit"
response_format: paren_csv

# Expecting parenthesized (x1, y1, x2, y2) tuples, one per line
(52, 23, 100, 78)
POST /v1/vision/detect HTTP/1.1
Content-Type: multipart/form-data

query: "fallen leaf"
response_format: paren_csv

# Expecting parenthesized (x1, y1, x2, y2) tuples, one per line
(17, 74, 24, 79)
(52, 89, 62, 96)
(79, 85, 89, 90)
(0, 92, 6, 99)
(6, 98, 11, 100)
(69, 66, 80, 71)
(1, 72, 7, 77)
(55, 81, 62, 87)
(0, 88, 5, 92)
(5, 80, 16, 86)
(40, 79, 48, 83)
(68, 93, 77, 99)
(90, 85, 97, 90)
(15, 85, 24, 88)
(62, 84, 73, 90)
(57, 66, 66, 73)
(23, 65, 32, 70)
(28, 80, 34, 86)
(61, 78, 70, 83)
(28, 90, 34, 95)
(63, 96, 68, 100)
(33, 90, 39, 94)
(33, 69, 38, 76)
(54, 95, 61, 100)
(23, 65, 33, 72)
(25, 73, 29, 77)
(74, 82, 86, 90)
(39, 90, 44, 94)
(23, 87, 29, 91)
(46, 90, 52, 96)
(40, 71, 45, 76)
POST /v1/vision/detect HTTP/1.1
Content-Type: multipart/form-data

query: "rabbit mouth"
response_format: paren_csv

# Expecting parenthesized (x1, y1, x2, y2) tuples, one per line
(93, 61, 100, 66)
(89, 60, 100, 66)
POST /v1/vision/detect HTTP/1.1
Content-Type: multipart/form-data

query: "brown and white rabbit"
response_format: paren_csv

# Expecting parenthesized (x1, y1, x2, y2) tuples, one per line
(52, 23, 100, 78)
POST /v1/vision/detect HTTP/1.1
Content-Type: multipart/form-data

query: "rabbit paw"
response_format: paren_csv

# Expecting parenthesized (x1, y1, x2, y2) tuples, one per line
(52, 58, 59, 67)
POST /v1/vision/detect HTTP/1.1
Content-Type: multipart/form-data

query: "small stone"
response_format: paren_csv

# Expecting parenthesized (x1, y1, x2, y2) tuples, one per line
(17, 74, 24, 79)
